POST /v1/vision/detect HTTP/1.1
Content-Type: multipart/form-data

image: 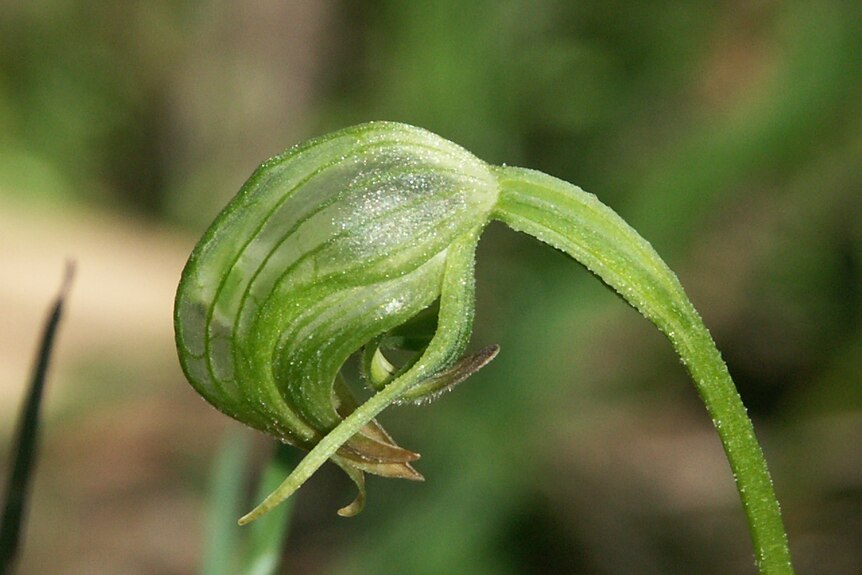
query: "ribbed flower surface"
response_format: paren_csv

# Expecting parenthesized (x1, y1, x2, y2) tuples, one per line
(175, 122, 498, 486)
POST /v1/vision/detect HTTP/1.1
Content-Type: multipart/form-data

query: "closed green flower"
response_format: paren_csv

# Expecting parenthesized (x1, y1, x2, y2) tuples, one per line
(175, 123, 499, 516)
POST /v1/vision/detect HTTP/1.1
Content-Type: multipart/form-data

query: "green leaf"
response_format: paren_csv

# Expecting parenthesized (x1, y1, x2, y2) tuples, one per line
(203, 430, 250, 575)
(203, 431, 300, 575)
(239, 445, 299, 575)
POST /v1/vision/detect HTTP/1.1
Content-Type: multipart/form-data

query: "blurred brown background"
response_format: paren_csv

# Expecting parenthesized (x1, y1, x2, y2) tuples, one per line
(2, 1, 861, 573)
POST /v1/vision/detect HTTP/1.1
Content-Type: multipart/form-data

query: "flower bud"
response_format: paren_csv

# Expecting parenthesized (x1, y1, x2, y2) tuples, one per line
(175, 122, 499, 515)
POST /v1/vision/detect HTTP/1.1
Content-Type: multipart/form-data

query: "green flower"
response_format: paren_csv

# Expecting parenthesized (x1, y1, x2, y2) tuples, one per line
(175, 123, 498, 516)
(175, 122, 792, 573)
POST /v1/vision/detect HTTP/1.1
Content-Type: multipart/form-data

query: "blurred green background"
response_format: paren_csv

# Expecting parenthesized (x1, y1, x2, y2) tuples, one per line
(2, 1, 861, 573)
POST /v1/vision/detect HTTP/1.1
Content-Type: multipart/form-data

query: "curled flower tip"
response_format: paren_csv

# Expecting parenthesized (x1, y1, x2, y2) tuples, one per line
(398, 344, 500, 405)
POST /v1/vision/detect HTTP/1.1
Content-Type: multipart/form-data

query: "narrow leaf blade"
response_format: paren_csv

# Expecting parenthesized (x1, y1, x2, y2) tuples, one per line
(0, 263, 74, 575)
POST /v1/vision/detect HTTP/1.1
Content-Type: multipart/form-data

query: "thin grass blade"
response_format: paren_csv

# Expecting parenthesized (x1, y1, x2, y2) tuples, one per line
(203, 429, 253, 575)
(0, 262, 74, 575)
(239, 444, 300, 575)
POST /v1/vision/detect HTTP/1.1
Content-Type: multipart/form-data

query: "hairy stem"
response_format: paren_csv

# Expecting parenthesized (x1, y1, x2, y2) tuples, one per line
(493, 166, 793, 575)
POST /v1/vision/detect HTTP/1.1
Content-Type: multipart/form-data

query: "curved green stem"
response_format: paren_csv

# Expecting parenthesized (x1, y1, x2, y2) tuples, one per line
(493, 166, 793, 575)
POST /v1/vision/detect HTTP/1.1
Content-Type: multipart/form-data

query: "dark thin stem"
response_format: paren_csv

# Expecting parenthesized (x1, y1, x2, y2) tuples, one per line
(0, 262, 74, 575)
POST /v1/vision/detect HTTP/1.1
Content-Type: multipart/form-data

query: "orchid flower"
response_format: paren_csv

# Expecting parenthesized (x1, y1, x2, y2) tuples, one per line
(174, 122, 792, 574)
